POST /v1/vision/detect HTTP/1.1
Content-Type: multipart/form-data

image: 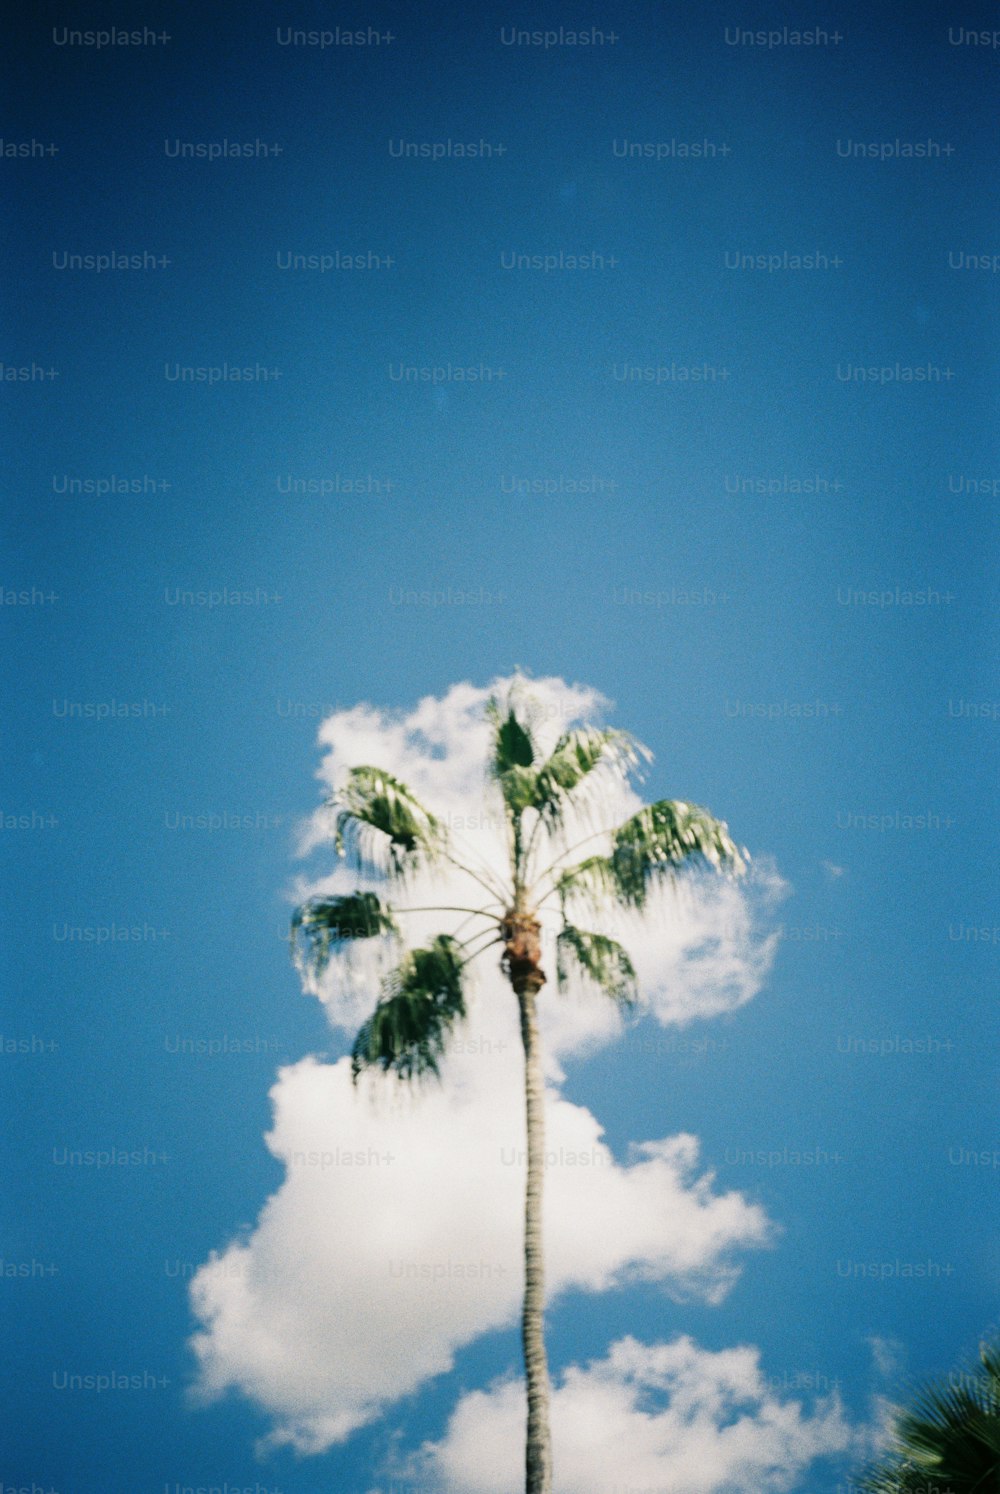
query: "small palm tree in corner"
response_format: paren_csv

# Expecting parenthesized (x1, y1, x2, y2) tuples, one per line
(857, 1339, 1000, 1493)
(291, 685, 747, 1494)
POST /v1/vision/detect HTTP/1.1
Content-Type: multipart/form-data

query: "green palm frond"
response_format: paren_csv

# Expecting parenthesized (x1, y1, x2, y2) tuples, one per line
(556, 799, 747, 911)
(351, 934, 466, 1082)
(857, 1341, 1000, 1493)
(331, 766, 441, 876)
(552, 854, 618, 906)
(533, 727, 645, 825)
(487, 697, 646, 837)
(556, 926, 638, 1006)
(486, 697, 540, 816)
(487, 697, 537, 772)
(290, 891, 398, 975)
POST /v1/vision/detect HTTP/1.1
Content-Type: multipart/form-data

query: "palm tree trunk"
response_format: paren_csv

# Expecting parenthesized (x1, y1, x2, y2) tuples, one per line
(502, 909, 554, 1493)
(517, 981, 553, 1494)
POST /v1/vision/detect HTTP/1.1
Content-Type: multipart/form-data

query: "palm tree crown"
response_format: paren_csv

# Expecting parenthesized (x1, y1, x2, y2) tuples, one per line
(291, 683, 748, 1494)
(292, 690, 746, 1081)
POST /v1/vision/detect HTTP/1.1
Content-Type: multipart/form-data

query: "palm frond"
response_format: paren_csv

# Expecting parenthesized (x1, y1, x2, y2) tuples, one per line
(556, 799, 747, 911)
(486, 697, 540, 817)
(290, 891, 398, 975)
(553, 854, 618, 907)
(331, 765, 441, 877)
(532, 727, 646, 825)
(556, 925, 638, 1006)
(351, 934, 466, 1082)
(501, 764, 541, 817)
(857, 1340, 1000, 1493)
(487, 697, 537, 772)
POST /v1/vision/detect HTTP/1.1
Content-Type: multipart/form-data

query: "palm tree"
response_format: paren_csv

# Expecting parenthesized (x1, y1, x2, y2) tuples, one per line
(857, 1340, 1000, 1493)
(290, 684, 747, 1494)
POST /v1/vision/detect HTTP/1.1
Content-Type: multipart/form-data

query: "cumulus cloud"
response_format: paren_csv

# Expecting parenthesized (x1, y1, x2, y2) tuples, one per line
(406, 1336, 867, 1494)
(189, 675, 786, 1455)
(189, 1041, 771, 1453)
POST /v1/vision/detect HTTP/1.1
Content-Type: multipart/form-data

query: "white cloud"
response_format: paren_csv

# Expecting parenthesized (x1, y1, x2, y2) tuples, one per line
(189, 676, 786, 1455)
(865, 1334, 903, 1380)
(408, 1336, 867, 1494)
(189, 1041, 771, 1453)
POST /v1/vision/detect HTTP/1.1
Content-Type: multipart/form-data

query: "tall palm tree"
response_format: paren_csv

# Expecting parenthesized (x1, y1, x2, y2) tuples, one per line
(290, 685, 747, 1494)
(857, 1340, 1000, 1493)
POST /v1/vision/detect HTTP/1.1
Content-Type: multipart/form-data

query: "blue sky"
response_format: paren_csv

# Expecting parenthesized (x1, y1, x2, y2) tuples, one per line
(4, 1, 998, 1490)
